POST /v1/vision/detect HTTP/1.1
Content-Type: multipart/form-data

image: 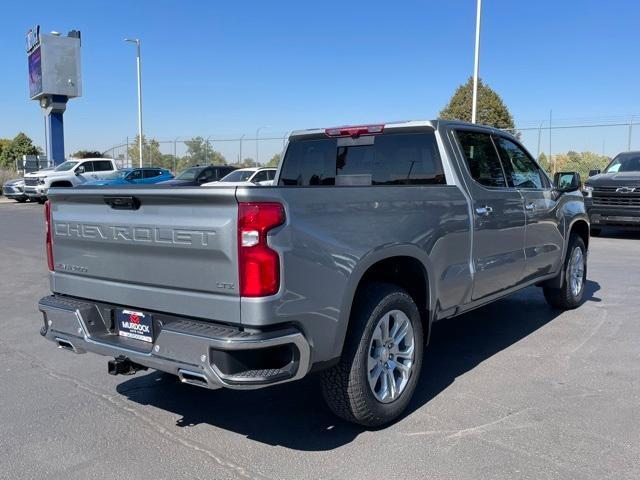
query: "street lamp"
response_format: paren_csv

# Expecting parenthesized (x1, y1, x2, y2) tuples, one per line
(471, 0, 482, 124)
(239, 134, 245, 165)
(256, 127, 267, 166)
(124, 38, 143, 167)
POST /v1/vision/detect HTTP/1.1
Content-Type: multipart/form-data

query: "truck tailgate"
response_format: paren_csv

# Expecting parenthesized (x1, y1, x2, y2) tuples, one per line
(47, 187, 241, 323)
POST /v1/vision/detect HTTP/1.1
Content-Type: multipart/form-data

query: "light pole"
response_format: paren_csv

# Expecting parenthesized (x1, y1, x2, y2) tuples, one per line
(471, 0, 482, 124)
(125, 38, 143, 167)
(239, 134, 245, 165)
(256, 127, 266, 167)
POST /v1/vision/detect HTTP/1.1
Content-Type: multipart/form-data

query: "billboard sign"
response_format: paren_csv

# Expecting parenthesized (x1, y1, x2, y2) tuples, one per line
(26, 28, 82, 100)
(26, 25, 40, 53)
(28, 46, 43, 98)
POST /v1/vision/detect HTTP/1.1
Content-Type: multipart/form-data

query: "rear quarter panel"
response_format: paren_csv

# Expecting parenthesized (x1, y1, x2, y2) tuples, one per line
(237, 185, 472, 363)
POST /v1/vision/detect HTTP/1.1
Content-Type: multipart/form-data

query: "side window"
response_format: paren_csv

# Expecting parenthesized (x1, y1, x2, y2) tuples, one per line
(127, 170, 143, 181)
(143, 169, 160, 178)
(456, 131, 507, 188)
(252, 171, 269, 183)
(494, 137, 545, 189)
(80, 161, 94, 172)
(198, 168, 215, 182)
(92, 160, 113, 172)
(267, 170, 276, 180)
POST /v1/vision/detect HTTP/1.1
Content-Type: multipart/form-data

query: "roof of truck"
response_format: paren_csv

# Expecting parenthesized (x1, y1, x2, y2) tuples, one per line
(289, 119, 514, 139)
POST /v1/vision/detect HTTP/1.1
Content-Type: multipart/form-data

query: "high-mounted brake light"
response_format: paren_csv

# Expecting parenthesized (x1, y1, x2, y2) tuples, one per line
(324, 124, 385, 137)
(238, 202, 285, 297)
(44, 200, 54, 271)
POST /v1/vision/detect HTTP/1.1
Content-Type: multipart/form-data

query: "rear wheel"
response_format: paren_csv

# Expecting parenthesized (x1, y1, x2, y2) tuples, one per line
(321, 283, 423, 427)
(543, 235, 587, 309)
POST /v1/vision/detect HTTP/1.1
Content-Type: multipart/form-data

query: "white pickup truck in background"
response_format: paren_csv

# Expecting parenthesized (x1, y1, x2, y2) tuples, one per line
(24, 158, 118, 203)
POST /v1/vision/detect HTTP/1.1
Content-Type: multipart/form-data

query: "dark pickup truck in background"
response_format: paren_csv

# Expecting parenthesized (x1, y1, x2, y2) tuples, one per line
(38, 120, 590, 427)
(583, 151, 640, 235)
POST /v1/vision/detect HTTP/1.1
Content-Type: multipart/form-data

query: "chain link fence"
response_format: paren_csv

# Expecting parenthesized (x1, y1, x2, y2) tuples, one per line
(511, 115, 638, 180)
(103, 134, 289, 173)
(102, 118, 640, 179)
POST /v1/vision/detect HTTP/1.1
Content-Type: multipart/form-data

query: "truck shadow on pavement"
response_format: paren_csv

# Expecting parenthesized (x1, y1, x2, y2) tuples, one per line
(117, 281, 601, 451)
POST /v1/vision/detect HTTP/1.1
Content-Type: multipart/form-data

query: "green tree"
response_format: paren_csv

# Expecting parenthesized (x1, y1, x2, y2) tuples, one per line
(265, 153, 281, 168)
(127, 135, 166, 168)
(551, 151, 610, 178)
(236, 158, 257, 168)
(439, 77, 515, 130)
(0, 133, 42, 168)
(182, 137, 227, 166)
(71, 150, 103, 159)
(0, 139, 11, 167)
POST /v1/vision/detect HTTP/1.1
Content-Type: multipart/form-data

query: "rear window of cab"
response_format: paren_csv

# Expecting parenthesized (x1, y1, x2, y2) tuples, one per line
(279, 132, 445, 186)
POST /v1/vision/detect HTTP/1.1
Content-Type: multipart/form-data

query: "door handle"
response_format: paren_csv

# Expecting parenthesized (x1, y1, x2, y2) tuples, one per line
(525, 202, 536, 211)
(475, 206, 493, 216)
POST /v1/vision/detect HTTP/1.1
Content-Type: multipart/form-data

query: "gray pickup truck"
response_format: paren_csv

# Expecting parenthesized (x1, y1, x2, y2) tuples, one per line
(38, 120, 589, 426)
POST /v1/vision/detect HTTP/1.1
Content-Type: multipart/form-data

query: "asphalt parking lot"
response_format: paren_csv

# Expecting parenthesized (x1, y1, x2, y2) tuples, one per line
(1, 201, 639, 480)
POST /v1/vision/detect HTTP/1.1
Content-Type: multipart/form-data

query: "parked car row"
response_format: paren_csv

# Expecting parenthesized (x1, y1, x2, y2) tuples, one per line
(2, 158, 278, 203)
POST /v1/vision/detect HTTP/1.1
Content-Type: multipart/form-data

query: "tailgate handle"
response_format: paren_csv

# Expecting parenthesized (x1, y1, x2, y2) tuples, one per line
(104, 196, 141, 210)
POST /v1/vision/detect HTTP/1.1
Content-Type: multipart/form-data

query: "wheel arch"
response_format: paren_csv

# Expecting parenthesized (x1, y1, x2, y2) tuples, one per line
(332, 245, 436, 360)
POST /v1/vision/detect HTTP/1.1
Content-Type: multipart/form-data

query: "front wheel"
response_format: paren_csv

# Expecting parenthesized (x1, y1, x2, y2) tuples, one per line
(543, 235, 587, 309)
(321, 283, 423, 427)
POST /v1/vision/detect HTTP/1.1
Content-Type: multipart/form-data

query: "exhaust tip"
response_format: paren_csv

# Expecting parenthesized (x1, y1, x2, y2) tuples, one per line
(178, 369, 209, 388)
(55, 337, 76, 352)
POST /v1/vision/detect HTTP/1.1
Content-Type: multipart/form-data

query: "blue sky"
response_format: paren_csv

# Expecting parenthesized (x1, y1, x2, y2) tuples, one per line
(1, 0, 639, 160)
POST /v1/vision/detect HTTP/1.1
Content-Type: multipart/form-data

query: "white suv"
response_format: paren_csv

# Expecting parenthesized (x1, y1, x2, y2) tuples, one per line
(24, 158, 118, 202)
(203, 167, 277, 186)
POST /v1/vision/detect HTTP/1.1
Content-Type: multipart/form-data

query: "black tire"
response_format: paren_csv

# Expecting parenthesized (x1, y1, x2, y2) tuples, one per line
(321, 283, 424, 427)
(15, 198, 27, 203)
(543, 235, 587, 309)
(37, 198, 47, 204)
(590, 228, 601, 237)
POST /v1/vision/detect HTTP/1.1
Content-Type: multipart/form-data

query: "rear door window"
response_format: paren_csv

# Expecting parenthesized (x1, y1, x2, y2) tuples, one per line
(92, 160, 113, 172)
(143, 169, 161, 178)
(455, 131, 508, 188)
(279, 132, 445, 186)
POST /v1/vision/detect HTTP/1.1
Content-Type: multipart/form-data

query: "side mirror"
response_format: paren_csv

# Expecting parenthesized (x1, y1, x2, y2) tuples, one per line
(553, 171, 581, 193)
(75, 165, 85, 175)
(588, 169, 601, 177)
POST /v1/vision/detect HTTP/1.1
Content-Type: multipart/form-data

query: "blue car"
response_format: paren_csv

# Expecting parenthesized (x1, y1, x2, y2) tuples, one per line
(83, 168, 174, 186)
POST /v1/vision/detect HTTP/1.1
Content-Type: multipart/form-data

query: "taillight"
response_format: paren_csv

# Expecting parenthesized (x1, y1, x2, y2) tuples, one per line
(44, 200, 54, 271)
(324, 124, 384, 137)
(238, 202, 285, 297)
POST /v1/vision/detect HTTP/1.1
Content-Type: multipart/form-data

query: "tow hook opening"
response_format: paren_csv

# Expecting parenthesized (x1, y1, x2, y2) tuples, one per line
(107, 356, 148, 376)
